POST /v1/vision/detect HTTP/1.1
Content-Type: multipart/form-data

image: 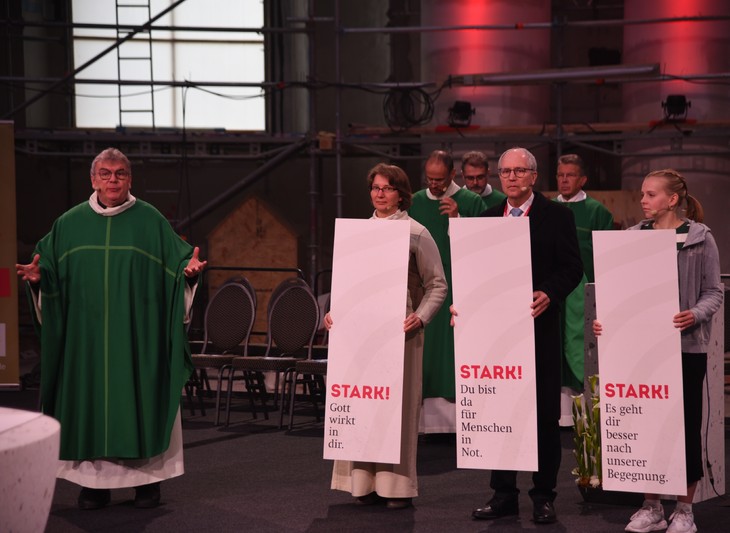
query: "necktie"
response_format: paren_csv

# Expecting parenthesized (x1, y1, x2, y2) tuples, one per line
(510, 207, 523, 217)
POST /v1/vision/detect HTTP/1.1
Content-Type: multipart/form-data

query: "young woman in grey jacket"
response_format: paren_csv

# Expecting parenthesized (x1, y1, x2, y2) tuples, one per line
(595, 168, 723, 533)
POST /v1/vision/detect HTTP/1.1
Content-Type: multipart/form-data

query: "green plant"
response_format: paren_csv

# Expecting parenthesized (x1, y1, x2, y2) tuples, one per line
(571, 374, 601, 488)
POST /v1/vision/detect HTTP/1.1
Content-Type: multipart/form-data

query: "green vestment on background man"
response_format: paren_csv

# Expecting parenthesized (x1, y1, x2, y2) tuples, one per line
(554, 195, 614, 389)
(34, 199, 194, 461)
(481, 188, 507, 210)
(409, 187, 485, 398)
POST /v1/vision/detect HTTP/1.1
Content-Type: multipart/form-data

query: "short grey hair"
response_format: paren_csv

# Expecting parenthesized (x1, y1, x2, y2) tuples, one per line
(557, 154, 586, 176)
(461, 150, 489, 171)
(90, 147, 131, 177)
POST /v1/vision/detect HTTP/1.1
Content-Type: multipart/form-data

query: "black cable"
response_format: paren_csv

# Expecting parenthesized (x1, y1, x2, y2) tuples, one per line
(382, 86, 437, 132)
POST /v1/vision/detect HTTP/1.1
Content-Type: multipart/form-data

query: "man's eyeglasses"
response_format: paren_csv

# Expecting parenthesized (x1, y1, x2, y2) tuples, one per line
(498, 167, 534, 178)
(371, 185, 397, 194)
(96, 169, 130, 181)
(463, 173, 487, 182)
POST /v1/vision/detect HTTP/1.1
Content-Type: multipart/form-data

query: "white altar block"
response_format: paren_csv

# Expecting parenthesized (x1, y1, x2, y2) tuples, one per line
(593, 230, 686, 495)
(323, 218, 410, 463)
(450, 217, 537, 471)
(0, 407, 60, 533)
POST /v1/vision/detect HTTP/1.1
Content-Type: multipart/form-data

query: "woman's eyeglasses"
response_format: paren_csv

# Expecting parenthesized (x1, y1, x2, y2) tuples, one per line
(370, 185, 397, 193)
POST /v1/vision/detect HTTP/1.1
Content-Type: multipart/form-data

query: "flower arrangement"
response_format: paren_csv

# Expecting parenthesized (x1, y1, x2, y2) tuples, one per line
(572, 374, 601, 488)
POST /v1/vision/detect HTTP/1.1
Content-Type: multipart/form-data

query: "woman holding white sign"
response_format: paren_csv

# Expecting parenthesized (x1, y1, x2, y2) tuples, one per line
(594, 169, 722, 533)
(328, 163, 447, 509)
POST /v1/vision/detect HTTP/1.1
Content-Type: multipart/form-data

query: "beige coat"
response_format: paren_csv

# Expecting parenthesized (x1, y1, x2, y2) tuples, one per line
(331, 210, 447, 498)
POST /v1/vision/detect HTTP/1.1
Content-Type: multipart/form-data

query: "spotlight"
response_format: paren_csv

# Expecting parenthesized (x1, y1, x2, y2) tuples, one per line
(662, 95, 691, 121)
(448, 101, 475, 128)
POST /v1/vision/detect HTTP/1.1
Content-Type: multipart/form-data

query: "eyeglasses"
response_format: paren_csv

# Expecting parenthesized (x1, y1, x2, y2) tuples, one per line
(498, 167, 534, 178)
(463, 173, 487, 182)
(370, 185, 397, 194)
(96, 168, 130, 181)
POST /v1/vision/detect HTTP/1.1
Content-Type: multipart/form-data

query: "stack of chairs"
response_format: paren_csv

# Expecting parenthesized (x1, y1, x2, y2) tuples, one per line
(283, 293, 329, 430)
(188, 277, 262, 425)
(224, 277, 320, 428)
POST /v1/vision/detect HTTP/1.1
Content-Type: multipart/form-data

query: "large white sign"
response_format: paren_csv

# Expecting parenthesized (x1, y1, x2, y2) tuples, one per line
(593, 230, 686, 495)
(323, 218, 410, 463)
(450, 217, 537, 471)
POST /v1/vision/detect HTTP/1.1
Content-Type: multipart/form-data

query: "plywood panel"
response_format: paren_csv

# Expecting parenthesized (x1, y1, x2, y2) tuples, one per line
(207, 196, 299, 343)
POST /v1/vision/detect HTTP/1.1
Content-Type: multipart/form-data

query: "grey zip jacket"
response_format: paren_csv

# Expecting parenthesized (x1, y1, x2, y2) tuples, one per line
(629, 219, 723, 353)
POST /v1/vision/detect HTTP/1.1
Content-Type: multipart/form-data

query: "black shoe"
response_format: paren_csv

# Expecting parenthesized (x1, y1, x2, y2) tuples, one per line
(533, 500, 557, 524)
(354, 492, 381, 506)
(386, 498, 412, 510)
(472, 496, 519, 520)
(78, 488, 110, 510)
(134, 482, 161, 509)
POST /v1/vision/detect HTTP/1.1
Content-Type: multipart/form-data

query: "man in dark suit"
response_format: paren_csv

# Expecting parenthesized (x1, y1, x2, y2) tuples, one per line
(472, 147, 583, 525)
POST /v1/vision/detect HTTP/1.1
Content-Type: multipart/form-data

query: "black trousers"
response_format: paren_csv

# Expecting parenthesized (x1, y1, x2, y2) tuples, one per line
(489, 414, 561, 502)
(490, 312, 562, 502)
(682, 352, 707, 484)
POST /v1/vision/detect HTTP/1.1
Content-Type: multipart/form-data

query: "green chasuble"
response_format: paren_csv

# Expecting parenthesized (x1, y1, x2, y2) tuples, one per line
(481, 188, 506, 211)
(409, 188, 486, 398)
(554, 195, 614, 388)
(559, 196, 614, 283)
(33, 199, 194, 461)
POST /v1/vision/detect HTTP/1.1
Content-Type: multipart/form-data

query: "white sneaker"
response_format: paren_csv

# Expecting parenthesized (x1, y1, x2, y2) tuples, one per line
(625, 505, 668, 532)
(667, 510, 697, 533)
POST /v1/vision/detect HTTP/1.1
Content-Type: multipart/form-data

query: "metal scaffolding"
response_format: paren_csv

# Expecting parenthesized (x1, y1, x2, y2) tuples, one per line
(3, 1, 730, 279)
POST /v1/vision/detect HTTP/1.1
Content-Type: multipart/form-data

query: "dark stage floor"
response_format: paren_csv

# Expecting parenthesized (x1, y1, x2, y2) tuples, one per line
(1, 390, 728, 533)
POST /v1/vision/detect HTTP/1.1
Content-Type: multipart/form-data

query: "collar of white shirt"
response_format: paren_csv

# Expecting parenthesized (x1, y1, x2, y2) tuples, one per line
(505, 193, 535, 216)
(556, 190, 587, 203)
(426, 180, 461, 200)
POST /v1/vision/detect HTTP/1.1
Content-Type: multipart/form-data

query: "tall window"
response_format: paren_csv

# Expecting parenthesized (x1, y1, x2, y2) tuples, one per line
(72, 0, 264, 130)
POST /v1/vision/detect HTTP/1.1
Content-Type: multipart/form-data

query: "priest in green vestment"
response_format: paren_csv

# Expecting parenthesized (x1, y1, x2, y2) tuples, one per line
(460, 150, 507, 210)
(553, 154, 614, 424)
(16, 148, 207, 510)
(409, 150, 485, 433)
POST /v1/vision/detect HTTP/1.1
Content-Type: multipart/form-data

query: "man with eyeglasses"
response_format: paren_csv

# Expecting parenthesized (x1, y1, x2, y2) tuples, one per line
(16, 147, 206, 510)
(460, 150, 506, 210)
(553, 154, 614, 426)
(409, 150, 485, 435)
(469, 147, 582, 525)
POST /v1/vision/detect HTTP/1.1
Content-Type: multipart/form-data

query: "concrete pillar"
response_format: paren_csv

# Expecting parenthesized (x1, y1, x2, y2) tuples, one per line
(420, 0, 551, 176)
(622, 0, 730, 272)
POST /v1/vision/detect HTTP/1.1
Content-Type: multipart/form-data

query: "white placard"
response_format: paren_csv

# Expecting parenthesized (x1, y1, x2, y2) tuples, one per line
(593, 230, 686, 495)
(323, 218, 410, 463)
(451, 217, 537, 470)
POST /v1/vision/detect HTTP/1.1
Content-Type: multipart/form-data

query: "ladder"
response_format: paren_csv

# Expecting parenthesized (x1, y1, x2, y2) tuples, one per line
(115, 0, 156, 129)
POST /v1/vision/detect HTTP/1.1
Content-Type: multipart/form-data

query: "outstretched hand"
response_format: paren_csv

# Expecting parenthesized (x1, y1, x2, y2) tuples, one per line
(16, 254, 41, 284)
(184, 247, 207, 278)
